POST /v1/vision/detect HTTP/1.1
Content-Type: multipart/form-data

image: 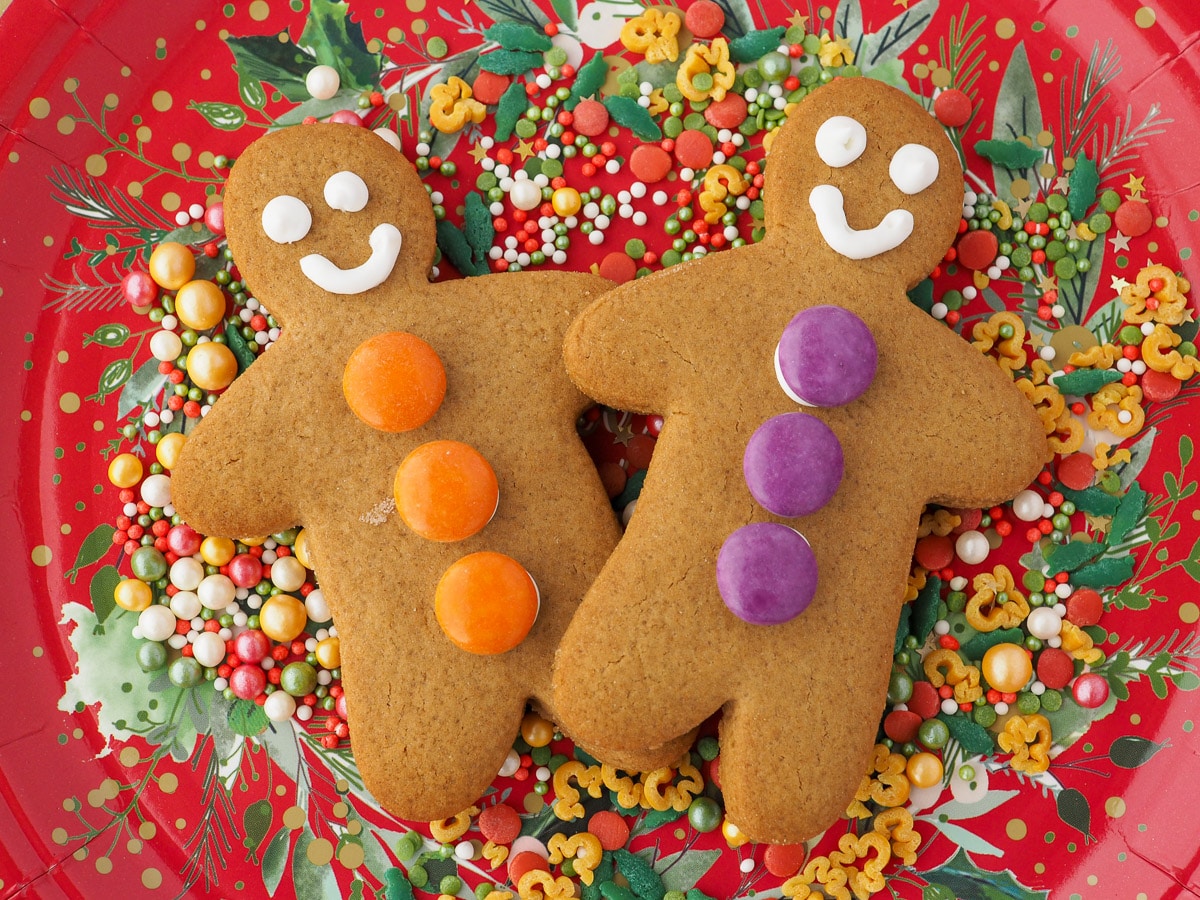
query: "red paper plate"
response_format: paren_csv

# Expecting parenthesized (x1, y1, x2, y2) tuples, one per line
(3, 1, 1199, 898)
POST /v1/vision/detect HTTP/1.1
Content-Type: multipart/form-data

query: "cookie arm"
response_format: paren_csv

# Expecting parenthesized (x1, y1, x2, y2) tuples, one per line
(170, 343, 306, 538)
(895, 309, 1048, 508)
(562, 275, 681, 414)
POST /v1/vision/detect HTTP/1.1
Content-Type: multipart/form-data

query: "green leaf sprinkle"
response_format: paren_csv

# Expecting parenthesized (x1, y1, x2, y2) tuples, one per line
(911, 575, 943, 645)
(484, 21, 553, 52)
(1051, 367, 1122, 396)
(603, 96, 663, 141)
(960, 627, 1025, 662)
(974, 138, 1043, 170)
(435, 220, 486, 277)
(1108, 482, 1146, 544)
(1057, 486, 1120, 517)
(937, 712, 995, 755)
(727, 27, 787, 64)
(1068, 153, 1100, 220)
(566, 52, 608, 110)
(1043, 539, 1105, 576)
(494, 81, 528, 140)
(1071, 554, 1135, 589)
(480, 48, 545, 76)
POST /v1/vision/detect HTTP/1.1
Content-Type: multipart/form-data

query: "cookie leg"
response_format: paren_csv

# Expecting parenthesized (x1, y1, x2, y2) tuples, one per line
(716, 643, 892, 843)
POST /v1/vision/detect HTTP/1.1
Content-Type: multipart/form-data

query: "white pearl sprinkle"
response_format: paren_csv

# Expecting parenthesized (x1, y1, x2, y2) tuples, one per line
(994, 701, 1010, 715)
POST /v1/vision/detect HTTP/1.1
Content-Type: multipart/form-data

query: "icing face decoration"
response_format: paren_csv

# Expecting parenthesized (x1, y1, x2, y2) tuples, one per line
(324, 170, 370, 211)
(261, 169, 403, 295)
(808, 115, 941, 260)
(261, 195, 312, 244)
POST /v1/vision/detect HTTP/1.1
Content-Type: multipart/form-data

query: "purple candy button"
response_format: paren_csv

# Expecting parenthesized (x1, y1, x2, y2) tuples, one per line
(716, 522, 818, 625)
(744, 412, 843, 518)
(775, 305, 878, 407)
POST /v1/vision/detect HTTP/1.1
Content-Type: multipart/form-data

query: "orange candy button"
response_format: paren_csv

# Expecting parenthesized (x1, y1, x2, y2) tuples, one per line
(343, 332, 446, 432)
(435, 552, 539, 655)
(395, 440, 499, 542)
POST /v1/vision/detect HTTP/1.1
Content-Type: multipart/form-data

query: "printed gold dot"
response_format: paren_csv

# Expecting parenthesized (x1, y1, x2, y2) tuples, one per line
(306, 837, 334, 866)
(141, 867, 162, 889)
(29, 97, 51, 118)
(283, 806, 306, 829)
(86, 154, 108, 176)
(158, 772, 178, 794)
(95, 857, 113, 875)
(1135, 6, 1156, 27)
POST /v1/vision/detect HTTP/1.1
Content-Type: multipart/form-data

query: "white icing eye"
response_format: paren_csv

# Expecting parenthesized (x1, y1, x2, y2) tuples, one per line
(262, 195, 312, 244)
(814, 116, 867, 168)
(889, 143, 940, 195)
(324, 171, 370, 212)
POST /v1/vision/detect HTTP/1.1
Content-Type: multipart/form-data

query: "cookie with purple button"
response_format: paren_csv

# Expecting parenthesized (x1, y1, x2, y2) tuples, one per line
(552, 77, 1047, 843)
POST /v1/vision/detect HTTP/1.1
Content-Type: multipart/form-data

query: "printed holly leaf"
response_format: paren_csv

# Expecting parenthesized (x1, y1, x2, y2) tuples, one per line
(1108, 735, 1170, 769)
(727, 27, 787, 64)
(298, 0, 383, 91)
(551, 0, 578, 31)
(975, 138, 1043, 170)
(485, 21, 553, 52)
(292, 827, 341, 897)
(1056, 787, 1095, 842)
(1051, 367, 1122, 395)
(604, 96, 663, 141)
(920, 847, 1049, 900)
(990, 41, 1043, 204)
(190, 100, 247, 131)
(704, 0, 753, 39)
(117, 356, 169, 419)
(226, 35, 312, 102)
(566, 52, 609, 109)
(229, 698, 270, 736)
(654, 849, 721, 893)
(243, 799, 275, 858)
(261, 826, 291, 896)
(88, 565, 122, 625)
(481, 48, 545, 75)
(65, 523, 116, 583)
(847, 0, 936, 76)
(475, 0, 549, 30)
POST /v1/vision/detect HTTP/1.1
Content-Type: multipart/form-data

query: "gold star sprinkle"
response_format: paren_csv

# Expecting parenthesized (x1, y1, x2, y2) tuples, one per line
(1110, 275, 1131, 295)
(1054, 175, 1071, 193)
(787, 12, 809, 31)
(1028, 330, 1046, 352)
(893, 0, 912, 7)
(1123, 174, 1145, 197)
(468, 143, 489, 164)
(1108, 231, 1132, 253)
(1014, 196, 1034, 217)
(1084, 512, 1111, 535)
(514, 139, 535, 161)
(1037, 273, 1058, 294)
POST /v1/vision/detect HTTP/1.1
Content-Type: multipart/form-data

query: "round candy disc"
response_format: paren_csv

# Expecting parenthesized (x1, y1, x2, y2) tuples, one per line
(743, 413, 843, 517)
(716, 523, 817, 625)
(343, 331, 446, 432)
(435, 552, 539, 654)
(395, 440, 499, 542)
(775, 305, 877, 407)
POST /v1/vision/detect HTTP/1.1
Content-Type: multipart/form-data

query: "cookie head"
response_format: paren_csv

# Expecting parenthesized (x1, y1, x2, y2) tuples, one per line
(223, 123, 437, 322)
(765, 77, 962, 288)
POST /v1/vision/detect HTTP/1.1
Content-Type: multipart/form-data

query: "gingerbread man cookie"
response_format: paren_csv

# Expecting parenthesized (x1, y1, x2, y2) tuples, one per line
(170, 123, 673, 820)
(553, 78, 1047, 843)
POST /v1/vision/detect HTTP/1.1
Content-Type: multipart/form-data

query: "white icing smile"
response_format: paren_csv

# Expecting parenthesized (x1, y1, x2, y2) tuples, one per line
(808, 184, 914, 260)
(299, 223, 403, 295)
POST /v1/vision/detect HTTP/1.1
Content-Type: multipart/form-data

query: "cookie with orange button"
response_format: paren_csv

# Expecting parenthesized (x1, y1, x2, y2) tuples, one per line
(169, 122, 684, 822)
(552, 77, 1048, 843)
